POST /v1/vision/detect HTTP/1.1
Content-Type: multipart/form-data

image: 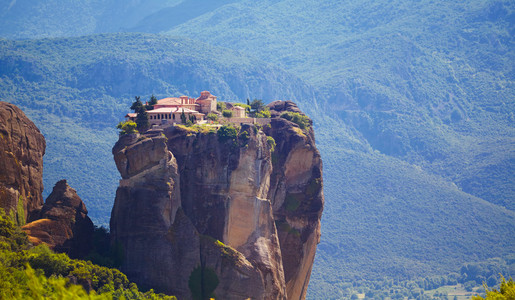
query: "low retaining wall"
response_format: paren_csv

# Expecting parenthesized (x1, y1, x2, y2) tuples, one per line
(220, 117, 272, 126)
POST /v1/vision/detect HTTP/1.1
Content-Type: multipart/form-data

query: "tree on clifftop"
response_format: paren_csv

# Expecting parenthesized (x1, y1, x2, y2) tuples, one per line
(116, 121, 138, 135)
(222, 110, 233, 118)
(146, 94, 158, 110)
(250, 99, 265, 113)
(149, 95, 158, 106)
(131, 96, 149, 132)
(180, 109, 187, 124)
(136, 108, 150, 132)
(249, 99, 270, 118)
(130, 96, 143, 112)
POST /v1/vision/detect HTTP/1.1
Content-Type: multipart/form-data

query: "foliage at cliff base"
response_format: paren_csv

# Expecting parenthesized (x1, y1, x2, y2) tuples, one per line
(0, 210, 175, 300)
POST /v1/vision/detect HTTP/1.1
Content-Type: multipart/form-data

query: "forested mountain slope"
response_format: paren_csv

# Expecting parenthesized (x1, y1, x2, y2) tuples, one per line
(166, 0, 515, 208)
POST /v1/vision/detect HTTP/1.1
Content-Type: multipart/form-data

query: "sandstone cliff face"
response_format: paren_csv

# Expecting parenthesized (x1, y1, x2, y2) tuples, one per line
(22, 179, 94, 258)
(111, 101, 323, 299)
(0, 101, 45, 224)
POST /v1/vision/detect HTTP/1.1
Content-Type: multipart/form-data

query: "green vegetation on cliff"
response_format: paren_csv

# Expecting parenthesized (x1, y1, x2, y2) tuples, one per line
(188, 266, 219, 300)
(117, 121, 138, 135)
(217, 125, 238, 143)
(280, 112, 310, 130)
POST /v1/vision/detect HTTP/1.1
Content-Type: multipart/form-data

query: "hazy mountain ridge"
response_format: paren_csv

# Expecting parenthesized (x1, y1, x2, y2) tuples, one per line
(0, 0, 235, 39)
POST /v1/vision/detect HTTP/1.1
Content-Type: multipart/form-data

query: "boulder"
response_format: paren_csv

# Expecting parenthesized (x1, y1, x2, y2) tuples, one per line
(23, 180, 94, 257)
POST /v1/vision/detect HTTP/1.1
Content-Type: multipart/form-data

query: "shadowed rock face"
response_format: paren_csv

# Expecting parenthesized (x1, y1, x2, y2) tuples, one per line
(110, 101, 323, 299)
(22, 179, 94, 258)
(0, 101, 45, 224)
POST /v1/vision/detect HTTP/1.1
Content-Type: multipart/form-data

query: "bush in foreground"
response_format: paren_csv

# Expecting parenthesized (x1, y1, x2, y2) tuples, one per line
(472, 276, 515, 300)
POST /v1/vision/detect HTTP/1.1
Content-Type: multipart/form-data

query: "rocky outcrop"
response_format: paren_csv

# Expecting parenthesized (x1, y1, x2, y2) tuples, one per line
(22, 179, 94, 258)
(266, 101, 324, 299)
(0, 101, 45, 224)
(110, 101, 323, 299)
(0, 102, 94, 257)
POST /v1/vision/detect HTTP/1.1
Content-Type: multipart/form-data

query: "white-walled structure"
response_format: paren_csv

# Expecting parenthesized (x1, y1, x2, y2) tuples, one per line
(126, 91, 217, 125)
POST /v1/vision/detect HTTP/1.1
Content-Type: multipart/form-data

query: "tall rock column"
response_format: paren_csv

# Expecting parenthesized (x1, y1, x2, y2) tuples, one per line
(0, 102, 45, 224)
(111, 101, 323, 300)
(0, 102, 95, 258)
(163, 124, 286, 298)
(110, 131, 190, 296)
(267, 101, 324, 300)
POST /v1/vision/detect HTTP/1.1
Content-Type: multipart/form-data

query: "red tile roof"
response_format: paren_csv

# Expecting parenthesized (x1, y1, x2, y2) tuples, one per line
(156, 97, 182, 106)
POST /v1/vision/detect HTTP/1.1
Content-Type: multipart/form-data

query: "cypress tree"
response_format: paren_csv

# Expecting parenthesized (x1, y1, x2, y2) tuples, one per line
(130, 96, 143, 112)
(181, 109, 187, 124)
(136, 107, 150, 132)
(149, 94, 158, 106)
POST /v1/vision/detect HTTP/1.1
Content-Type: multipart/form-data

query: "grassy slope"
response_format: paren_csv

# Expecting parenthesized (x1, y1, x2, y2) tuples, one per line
(0, 33, 318, 226)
